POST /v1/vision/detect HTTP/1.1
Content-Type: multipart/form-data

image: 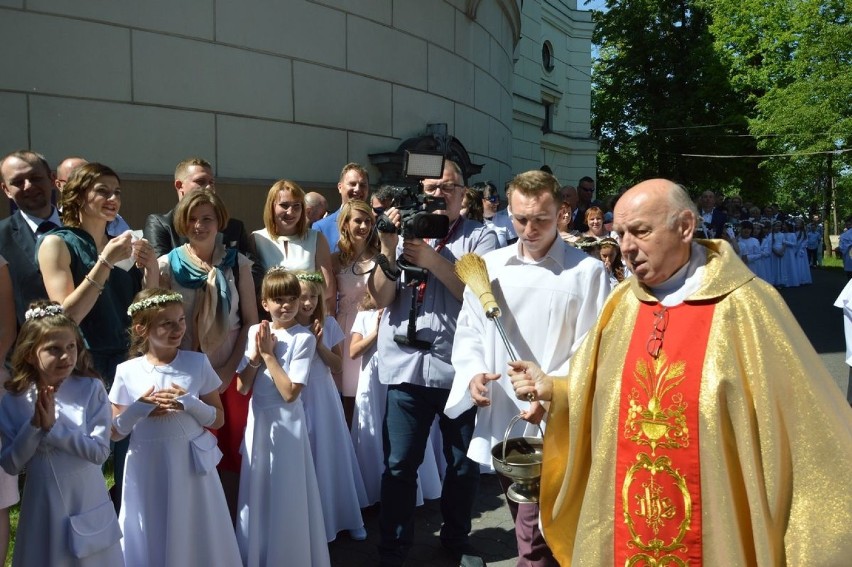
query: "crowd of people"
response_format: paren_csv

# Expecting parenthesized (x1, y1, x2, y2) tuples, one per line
(0, 149, 849, 567)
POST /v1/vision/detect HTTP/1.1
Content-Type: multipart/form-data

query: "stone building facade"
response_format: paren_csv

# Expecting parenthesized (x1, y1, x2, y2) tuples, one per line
(0, 0, 595, 227)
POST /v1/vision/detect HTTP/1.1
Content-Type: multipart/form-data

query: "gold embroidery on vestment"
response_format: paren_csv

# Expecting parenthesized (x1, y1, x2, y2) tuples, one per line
(624, 349, 689, 455)
(622, 349, 693, 565)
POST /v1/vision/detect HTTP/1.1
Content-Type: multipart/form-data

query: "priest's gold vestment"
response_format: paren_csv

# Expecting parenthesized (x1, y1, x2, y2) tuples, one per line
(541, 240, 852, 565)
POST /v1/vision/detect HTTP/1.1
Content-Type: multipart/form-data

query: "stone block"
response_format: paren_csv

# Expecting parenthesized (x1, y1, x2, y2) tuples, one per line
(392, 0, 455, 52)
(29, 97, 214, 175)
(217, 0, 345, 67)
(27, 0, 214, 38)
(0, 10, 130, 100)
(133, 32, 292, 120)
(454, 105, 490, 156)
(474, 68, 502, 119)
(428, 45, 474, 106)
(0, 92, 28, 155)
(314, 0, 391, 24)
(217, 115, 347, 182)
(347, 16, 427, 89)
(293, 63, 392, 136)
(392, 86, 454, 139)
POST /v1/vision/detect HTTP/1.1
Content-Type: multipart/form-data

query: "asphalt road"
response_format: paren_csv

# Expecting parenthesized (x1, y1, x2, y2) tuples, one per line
(329, 266, 850, 566)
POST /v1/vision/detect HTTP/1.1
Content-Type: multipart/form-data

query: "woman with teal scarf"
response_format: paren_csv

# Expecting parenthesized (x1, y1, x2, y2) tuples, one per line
(158, 188, 258, 523)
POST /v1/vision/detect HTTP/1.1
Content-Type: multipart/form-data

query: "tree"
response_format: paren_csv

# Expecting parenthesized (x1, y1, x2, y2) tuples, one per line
(591, 0, 768, 201)
(700, 0, 851, 217)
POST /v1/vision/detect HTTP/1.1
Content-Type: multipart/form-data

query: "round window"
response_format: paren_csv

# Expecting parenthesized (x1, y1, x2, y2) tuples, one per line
(542, 41, 555, 73)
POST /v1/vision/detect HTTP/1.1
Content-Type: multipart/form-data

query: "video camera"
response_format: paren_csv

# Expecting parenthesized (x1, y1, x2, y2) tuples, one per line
(375, 151, 450, 240)
(374, 151, 454, 351)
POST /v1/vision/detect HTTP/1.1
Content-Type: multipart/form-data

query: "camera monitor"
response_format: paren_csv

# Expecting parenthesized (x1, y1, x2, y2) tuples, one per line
(403, 151, 444, 179)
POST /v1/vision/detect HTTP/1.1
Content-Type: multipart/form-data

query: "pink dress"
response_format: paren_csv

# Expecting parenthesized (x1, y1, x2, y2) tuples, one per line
(335, 259, 375, 397)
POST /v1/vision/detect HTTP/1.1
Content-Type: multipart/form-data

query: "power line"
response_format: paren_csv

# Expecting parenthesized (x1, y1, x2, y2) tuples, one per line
(676, 148, 850, 159)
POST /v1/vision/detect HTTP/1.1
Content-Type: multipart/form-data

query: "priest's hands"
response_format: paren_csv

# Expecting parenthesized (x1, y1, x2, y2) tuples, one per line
(508, 360, 553, 403)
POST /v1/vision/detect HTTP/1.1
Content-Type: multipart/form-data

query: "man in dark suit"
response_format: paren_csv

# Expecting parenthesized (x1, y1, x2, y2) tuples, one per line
(0, 150, 62, 326)
(143, 157, 251, 257)
(574, 176, 602, 232)
(697, 190, 728, 238)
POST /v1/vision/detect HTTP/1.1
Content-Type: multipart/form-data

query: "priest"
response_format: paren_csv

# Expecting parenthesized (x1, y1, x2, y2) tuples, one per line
(509, 178, 852, 565)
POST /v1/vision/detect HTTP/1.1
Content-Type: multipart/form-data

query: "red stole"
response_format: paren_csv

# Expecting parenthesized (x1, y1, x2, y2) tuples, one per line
(614, 302, 714, 566)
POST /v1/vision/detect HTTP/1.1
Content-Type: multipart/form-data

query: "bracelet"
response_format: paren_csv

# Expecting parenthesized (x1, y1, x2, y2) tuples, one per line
(84, 275, 104, 293)
(247, 359, 261, 368)
(98, 255, 114, 270)
(375, 253, 401, 282)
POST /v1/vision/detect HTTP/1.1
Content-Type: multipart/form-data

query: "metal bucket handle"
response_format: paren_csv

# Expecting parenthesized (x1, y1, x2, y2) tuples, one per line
(501, 414, 545, 464)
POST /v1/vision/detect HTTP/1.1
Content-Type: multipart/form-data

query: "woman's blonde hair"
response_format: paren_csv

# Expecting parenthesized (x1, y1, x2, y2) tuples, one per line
(336, 199, 379, 267)
(263, 180, 307, 239)
(7, 301, 99, 394)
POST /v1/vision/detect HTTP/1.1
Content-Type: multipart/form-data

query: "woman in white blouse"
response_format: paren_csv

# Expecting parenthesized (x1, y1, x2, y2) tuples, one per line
(252, 180, 336, 309)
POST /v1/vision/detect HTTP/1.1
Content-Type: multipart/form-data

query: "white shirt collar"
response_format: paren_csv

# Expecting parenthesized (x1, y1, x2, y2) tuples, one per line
(19, 206, 61, 234)
(648, 242, 707, 307)
(508, 233, 566, 268)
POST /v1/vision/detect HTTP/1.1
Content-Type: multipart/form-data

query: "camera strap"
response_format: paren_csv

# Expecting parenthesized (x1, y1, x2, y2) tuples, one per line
(415, 216, 463, 303)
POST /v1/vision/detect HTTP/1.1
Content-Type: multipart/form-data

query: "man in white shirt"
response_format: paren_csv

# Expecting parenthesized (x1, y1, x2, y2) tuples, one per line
(446, 170, 610, 566)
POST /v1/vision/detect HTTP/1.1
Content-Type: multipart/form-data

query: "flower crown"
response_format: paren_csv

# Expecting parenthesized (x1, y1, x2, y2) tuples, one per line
(24, 304, 65, 321)
(265, 266, 290, 276)
(295, 271, 325, 284)
(127, 292, 184, 316)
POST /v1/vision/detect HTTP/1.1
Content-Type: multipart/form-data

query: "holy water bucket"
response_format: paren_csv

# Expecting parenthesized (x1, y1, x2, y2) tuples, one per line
(491, 414, 544, 504)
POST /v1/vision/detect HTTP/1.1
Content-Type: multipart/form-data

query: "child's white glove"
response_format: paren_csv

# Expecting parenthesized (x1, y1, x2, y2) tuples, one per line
(177, 393, 217, 427)
(113, 400, 155, 436)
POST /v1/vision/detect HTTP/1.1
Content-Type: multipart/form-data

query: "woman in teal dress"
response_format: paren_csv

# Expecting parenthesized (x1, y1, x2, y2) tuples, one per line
(36, 162, 159, 508)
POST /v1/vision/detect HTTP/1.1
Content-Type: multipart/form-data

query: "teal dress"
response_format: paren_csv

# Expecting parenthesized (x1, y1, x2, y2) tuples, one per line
(36, 227, 142, 385)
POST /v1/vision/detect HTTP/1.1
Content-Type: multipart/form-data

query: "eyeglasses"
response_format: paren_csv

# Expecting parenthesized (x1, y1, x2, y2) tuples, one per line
(646, 307, 669, 358)
(484, 195, 500, 204)
(423, 182, 463, 194)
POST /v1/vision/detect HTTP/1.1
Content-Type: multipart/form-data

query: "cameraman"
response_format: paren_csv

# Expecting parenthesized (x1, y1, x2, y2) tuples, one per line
(369, 160, 498, 567)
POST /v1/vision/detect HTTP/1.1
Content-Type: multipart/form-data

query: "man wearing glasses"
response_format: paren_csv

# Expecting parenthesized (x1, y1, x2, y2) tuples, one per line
(369, 160, 498, 567)
(508, 178, 852, 565)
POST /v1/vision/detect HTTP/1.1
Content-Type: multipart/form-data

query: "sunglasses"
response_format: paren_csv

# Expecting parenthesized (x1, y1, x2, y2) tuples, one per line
(484, 195, 500, 204)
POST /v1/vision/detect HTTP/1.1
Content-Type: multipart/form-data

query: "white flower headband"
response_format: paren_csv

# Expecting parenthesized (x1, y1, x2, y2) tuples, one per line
(24, 304, 65, 321)
(295, 271, 325, 284)
(127, 292, 184, 316)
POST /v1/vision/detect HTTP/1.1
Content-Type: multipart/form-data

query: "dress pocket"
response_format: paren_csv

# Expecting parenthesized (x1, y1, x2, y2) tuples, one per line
(190, 429, 223, 475)
(68, 499, 122, 558)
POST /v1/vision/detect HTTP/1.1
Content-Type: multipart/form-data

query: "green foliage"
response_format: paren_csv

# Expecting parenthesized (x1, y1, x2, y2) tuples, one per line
(700, 0, 850, 212)
(591, 0, 851, 210)
(591, 0, 768, 201)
